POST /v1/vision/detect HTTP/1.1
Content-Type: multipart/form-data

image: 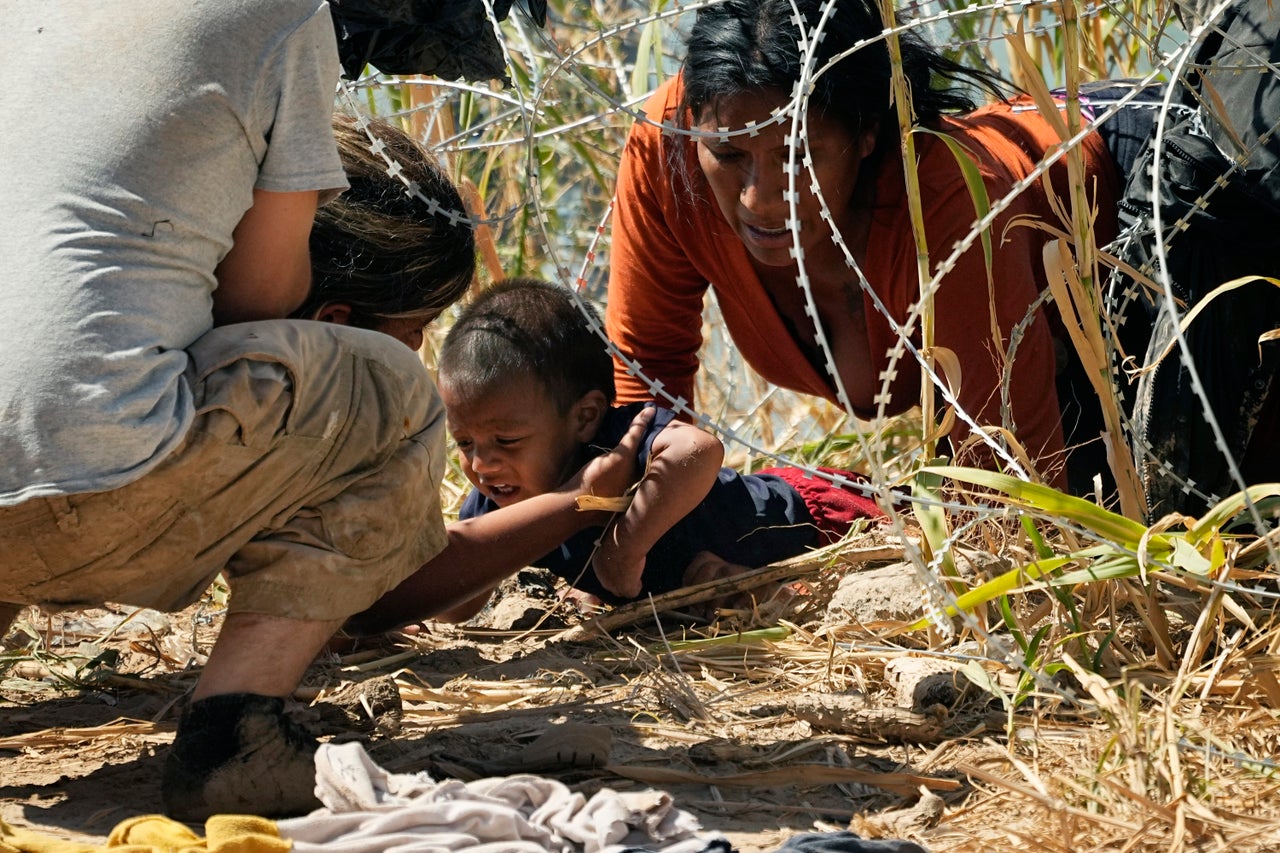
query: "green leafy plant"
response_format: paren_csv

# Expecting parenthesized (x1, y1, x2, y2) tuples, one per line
(908, 467, 1278, 644)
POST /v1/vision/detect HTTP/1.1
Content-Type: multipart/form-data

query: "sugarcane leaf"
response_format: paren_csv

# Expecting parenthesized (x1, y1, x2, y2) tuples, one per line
(927, 465, 1148, 545)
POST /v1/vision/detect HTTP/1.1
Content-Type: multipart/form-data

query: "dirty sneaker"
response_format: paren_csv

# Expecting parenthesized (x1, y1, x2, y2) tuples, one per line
(162, 693, 321, 821)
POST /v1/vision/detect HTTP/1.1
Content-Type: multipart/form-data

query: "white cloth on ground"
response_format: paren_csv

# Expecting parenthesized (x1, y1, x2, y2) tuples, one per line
(277, 741, 719, 853)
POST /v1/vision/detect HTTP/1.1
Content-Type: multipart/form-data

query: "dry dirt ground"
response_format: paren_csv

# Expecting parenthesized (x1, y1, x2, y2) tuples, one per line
(0, 543, 966, 852)
(6, 541, 1280, 852)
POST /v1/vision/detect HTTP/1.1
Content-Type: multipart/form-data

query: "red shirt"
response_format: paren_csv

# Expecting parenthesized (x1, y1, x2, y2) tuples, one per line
(605, 76, 1120, 482)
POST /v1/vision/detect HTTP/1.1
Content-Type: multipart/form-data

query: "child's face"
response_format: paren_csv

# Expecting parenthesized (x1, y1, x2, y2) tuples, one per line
(440, 379, 588, 508)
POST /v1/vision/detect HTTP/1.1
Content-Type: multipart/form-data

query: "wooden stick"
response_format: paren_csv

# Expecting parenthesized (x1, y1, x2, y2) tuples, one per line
(555, 543, 903, 639)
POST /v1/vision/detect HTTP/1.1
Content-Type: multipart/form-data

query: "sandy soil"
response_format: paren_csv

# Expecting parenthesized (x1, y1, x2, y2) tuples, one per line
(11, 556, 1280, 852)
(0, 561, 969, 852)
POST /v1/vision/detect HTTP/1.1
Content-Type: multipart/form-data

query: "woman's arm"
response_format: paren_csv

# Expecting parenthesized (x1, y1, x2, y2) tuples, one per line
(345, 407, 656, 634)
(923, 170, 1067, 485)
(605, 85, 711, 408)
(591, 420, 725, 598)
(212, 188, 318, 325)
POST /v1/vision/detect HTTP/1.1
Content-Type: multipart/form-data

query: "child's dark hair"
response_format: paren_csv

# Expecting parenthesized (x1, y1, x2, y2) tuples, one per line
(294, 113, 477, 328)
(439, 277, 615, 412)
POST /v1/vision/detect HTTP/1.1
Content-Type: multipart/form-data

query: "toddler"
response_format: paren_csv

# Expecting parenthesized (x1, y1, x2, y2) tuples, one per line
(436, 277, 883, 617)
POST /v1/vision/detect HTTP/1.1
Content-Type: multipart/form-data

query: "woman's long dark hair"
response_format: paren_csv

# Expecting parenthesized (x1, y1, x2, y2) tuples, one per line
(682, 0, 1009, 146)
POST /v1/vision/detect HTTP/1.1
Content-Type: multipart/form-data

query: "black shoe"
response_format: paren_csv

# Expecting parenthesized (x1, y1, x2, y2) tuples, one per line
(162, 693, 321, 821)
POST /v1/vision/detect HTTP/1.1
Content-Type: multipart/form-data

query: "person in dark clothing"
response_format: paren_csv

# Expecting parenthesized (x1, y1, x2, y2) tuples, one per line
(429, 277, 883, 620)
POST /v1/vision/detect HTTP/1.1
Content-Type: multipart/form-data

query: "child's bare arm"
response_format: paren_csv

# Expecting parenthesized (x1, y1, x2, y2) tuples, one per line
(435, 583, 500, 623)
(346, 407, 655, 634)
(591, 420, 724, 598)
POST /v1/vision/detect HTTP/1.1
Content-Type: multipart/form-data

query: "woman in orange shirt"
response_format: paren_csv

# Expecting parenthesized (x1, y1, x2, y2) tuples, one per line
(605, 0, 1127, 493)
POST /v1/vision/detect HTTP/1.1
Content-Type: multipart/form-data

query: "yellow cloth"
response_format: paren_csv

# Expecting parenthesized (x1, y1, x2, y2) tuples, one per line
(0, 815, 290, 853)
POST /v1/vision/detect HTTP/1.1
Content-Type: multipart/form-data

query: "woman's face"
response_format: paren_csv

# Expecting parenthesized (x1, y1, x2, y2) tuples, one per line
(694, 89, 876, 268)
(309, 302, 436, 352)
(372, 315, 433, 352)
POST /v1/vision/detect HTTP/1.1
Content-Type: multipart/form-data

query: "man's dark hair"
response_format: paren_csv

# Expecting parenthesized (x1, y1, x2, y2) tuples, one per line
(439, 277, 615, 412)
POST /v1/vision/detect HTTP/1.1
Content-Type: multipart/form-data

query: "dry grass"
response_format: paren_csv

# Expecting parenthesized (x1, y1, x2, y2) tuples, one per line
(5, 523, 1280, 851)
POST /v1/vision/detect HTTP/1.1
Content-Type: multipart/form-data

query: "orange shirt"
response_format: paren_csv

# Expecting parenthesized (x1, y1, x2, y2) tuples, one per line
(605, 76, 1120, 480)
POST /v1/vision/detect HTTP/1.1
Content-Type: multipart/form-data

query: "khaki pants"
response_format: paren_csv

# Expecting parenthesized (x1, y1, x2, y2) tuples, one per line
(0, 321, 447, 622)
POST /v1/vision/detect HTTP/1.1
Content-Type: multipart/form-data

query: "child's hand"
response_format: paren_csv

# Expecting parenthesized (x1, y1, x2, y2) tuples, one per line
(558, 586, 607, 614)
(591, 546, 645, 599)
(683, 551, 797, 617)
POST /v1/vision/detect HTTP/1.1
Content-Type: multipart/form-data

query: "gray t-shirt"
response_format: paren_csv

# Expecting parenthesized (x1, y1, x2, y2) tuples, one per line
(0, 0, 348, 505)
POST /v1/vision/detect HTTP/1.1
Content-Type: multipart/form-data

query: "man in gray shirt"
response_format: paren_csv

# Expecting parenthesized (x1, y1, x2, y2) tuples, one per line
(0, 0, 449, 820)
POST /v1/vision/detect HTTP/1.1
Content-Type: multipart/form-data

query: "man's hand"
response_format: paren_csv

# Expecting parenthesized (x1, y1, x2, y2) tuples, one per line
(344, 407, 657, 636)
